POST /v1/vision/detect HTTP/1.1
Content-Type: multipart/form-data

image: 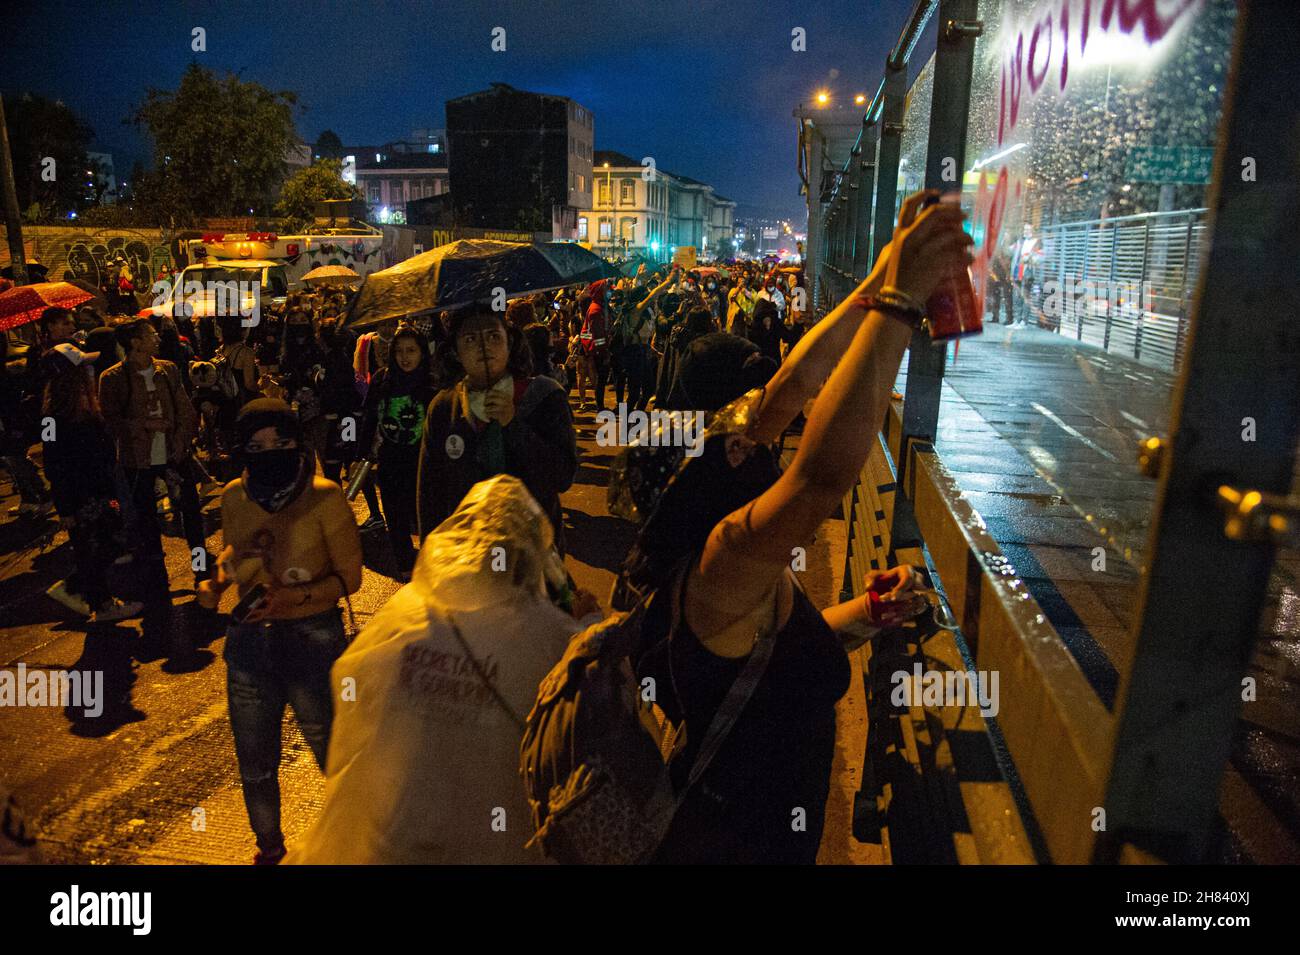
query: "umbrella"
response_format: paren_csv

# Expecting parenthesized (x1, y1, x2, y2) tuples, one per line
(346, 240, 619, 329)
(0, 282, 98, 333)
(301, 264, 361, 286)
(693, 266, 725, 278)
(0, 261, 49, 282)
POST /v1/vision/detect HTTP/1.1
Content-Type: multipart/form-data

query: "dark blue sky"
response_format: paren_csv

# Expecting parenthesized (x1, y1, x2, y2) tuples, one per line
(4, 0, 915, 222)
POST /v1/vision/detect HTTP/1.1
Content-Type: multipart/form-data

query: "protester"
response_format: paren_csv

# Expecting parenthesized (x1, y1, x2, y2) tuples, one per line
(279, 309, 328, 469)
(523, 322, 565, 390)
(39, 343, 142, 623)
(605, 189, 969, 863)
(748, 297, 784, 365)
(611, 267, 677, 411)
(359, 324, 436, 579)
(315, 319, 362, 489)
(98, 318, 210, 585)
(0, 336, 52, 518)
(579, 280, 614, 411)
(196, 398, 363, 865)
(416, 304, 577, 552)
(286, 474, 601, 864)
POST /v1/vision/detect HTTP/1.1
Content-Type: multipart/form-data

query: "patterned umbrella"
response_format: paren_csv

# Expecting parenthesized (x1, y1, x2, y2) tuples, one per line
(0, 282, 97, 332)
(301, 264, 361, 286)
(346, 240, 619, 329)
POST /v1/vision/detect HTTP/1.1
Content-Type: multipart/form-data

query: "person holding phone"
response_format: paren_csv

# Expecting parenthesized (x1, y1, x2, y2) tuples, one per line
(197, 398, 362, 864)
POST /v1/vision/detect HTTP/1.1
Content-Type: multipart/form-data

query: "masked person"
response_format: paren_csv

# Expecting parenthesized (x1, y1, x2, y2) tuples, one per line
(197, 398, 363, 865)
(279, 311, 328, 469)
(358, 324, 436, 580)
(416, 305, 577, 553)
(286, 474, 601, 864)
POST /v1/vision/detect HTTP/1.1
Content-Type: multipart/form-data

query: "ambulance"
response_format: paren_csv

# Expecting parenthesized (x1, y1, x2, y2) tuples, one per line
(183, 224, 386, 290)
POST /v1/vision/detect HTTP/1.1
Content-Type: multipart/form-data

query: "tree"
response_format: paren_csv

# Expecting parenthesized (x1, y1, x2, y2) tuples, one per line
(315, 130, 344, 161)
(275, 159, 362, 231)
(2, 93, 94, 219)
(131, 63, 299, 225)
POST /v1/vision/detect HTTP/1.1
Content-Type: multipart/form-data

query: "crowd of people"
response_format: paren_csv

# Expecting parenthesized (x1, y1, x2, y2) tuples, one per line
(1, 189, 971, 864)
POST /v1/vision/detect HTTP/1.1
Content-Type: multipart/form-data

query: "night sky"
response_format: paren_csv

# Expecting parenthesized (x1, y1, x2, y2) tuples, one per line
(3, 0, 915, 223)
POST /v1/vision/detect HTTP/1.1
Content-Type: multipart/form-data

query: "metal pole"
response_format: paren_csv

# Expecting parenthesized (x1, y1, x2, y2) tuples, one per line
(0, 95, 30, 287)
(853, 125, 881, 279)
(894, 0, 981, 519)
(1096, 0, 1300, 864)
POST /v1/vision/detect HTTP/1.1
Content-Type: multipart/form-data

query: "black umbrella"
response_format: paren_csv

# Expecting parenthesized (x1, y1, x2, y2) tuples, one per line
(346, 239, 618, 329)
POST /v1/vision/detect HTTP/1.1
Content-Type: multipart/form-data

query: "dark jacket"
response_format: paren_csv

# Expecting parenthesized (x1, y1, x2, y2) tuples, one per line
(416, 375, 576, 546)
(98, 358, 195, 468)
(42, 415, 117, 517)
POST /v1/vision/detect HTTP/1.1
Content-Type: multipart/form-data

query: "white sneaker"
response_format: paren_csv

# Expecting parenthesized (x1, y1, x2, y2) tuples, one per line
(91, 598, 144, 623)
(46, 580, 91, 617)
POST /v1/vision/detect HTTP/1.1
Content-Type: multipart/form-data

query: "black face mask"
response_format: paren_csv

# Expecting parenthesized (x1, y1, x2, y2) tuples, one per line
(243, 448, 309, 512)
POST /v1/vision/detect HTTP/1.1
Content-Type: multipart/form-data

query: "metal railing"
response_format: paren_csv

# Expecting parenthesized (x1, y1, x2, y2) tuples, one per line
(1036, 209, 1210, 374)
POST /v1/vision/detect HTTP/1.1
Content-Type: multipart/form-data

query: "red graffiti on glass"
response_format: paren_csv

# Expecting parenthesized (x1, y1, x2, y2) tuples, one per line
(998, 0, 1201, 145)
(970, 166, 1012, 319)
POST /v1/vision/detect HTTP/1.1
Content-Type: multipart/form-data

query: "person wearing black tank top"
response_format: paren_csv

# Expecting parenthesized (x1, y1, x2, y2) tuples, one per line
(615, 189, 972, 863)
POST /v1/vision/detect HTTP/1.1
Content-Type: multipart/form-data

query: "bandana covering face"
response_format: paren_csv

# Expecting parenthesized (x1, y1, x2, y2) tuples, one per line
(244, 448, 311, 513)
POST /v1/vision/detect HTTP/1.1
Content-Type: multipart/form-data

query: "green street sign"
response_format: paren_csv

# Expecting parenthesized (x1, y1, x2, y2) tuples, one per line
(1126, 145, 1214, 184)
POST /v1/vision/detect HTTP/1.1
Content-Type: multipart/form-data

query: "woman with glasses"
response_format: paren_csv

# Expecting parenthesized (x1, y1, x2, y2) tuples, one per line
(416, 305, 577, 553)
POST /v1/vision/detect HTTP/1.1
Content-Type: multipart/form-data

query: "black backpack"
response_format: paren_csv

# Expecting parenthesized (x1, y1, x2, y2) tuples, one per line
(519, 560, 775, 864)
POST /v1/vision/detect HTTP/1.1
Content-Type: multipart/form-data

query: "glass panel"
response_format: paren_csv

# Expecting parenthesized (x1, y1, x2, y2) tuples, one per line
(936, 0, 1236, 693)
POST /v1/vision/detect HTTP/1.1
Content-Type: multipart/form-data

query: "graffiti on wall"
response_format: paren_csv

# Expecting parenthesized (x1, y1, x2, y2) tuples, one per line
(0, 228, 177, 286)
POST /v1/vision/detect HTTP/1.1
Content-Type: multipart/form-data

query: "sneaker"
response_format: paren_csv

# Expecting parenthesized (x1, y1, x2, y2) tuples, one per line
(46, 580, 91, 617)
(360, 514, 385, 530)
(90, 598, 144, 624)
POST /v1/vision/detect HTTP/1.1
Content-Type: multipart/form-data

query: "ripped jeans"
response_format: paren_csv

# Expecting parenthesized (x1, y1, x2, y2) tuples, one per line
(224, 607, 347, 853)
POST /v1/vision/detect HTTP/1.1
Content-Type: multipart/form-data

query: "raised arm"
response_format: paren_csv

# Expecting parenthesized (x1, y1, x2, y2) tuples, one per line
(687, 195, 971, 648)
(749, 190, 937, 445)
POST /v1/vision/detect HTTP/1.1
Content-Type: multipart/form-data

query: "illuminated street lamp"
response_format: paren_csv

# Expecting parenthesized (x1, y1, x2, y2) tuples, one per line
(855, 93, 866, 105)
(815, 91, 830, 106)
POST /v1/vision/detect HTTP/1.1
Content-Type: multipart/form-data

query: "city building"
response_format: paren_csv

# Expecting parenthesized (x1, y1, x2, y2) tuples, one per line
(355, 149, 450, 225)
(445, 83, 593, 237)
(588, 150, 735, 259)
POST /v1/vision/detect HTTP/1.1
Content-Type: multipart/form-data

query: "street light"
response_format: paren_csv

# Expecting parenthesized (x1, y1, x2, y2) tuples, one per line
(855, 93, 866, 105)
(816, 91, 830, 106)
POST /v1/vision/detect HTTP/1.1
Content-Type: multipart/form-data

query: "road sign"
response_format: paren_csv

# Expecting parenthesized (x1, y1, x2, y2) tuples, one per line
(1126, 145, 1214, 184)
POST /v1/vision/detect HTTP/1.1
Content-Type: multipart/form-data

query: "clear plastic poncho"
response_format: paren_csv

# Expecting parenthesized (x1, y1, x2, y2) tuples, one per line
(286, 475, 581, 864)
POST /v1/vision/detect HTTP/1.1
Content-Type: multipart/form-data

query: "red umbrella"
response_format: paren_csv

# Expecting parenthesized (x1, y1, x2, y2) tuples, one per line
(0, 281, 98, 332)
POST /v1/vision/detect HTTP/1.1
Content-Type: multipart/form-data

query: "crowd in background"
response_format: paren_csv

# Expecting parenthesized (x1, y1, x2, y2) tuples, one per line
(1, 213, 977, 867)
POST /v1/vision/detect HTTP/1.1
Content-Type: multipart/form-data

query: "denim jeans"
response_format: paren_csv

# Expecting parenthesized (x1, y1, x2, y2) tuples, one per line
(224, 607, 347, 853)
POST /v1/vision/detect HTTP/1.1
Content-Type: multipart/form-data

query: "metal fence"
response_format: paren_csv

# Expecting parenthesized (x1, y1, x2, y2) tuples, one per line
(1036, 209, 1210, 374)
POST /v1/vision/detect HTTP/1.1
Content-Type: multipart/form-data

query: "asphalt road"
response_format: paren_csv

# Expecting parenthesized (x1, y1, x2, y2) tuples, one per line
(0, 396, 862, 864)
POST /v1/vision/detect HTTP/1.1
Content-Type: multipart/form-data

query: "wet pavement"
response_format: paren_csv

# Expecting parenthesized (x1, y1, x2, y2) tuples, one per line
(932, 324, 1300, 862)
